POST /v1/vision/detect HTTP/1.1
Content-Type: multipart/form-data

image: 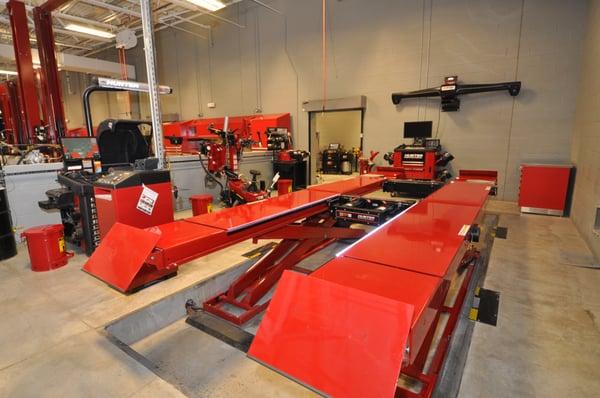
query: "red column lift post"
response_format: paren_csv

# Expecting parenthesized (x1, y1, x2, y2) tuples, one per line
(33, 4, 67, 141)
(6, 0, 41, 144)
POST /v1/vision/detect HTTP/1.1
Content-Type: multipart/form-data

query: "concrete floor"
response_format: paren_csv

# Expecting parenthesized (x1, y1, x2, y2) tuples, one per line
(459, 212, 600, 397)
(0, 192, 599, 397)
(0, 225, 263, 398)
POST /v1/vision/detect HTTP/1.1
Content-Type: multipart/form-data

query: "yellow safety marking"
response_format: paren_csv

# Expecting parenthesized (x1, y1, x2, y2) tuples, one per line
(469, 308, 479, 321)
(58, 237, 65, 253)
(475, 287, 480, 296)
(207, 203, 213, 213)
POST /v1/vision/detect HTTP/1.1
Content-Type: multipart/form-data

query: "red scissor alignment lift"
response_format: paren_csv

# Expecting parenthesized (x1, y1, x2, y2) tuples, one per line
(84, 173, 494, 397)
(248, 179, 494, 398)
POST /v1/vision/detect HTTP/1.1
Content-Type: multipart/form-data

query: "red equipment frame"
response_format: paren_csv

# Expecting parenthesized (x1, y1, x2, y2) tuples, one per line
(0, 82, 22, 144)
(160, 114, 291, 154)
(203, 212, 365, 325)
(397, 249, 479, 398)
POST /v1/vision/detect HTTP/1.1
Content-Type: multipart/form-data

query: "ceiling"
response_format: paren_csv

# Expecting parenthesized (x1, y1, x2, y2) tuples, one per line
(0, 0, 277, 60)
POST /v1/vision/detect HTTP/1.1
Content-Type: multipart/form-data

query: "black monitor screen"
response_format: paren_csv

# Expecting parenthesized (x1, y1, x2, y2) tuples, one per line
(404, 121, 433, 139)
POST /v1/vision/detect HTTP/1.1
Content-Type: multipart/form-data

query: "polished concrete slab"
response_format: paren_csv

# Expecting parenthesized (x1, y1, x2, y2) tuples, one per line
(459, 213, 600, 397)
(0, 230, 265, 397)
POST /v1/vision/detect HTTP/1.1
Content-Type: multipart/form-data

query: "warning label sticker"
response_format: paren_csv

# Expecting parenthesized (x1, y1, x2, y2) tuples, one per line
(137, 185, 159, 215)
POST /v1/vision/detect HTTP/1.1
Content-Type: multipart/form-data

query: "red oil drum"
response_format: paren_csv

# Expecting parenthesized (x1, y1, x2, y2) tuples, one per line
(277, 179, 293, 196)
(189, 194, 213, 216)
(21, 224, 72, 272)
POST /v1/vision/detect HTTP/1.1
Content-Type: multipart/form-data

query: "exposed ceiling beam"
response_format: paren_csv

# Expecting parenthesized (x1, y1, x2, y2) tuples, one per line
(79, 0, 141, 18)
(39, 0, 70, 13)
(50, 10, 118, 31)
(248, 0, 282, 14)
(83, 6, 213, 57)
(162, 12, 211, 30)
(0, 0, 118, 31)
(0, 15, 112, 43)
(167, 0, 245, 28)
(159, 21, 207, 40)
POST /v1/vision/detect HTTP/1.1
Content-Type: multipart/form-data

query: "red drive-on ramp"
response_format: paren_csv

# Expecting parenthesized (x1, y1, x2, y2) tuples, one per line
(82, 223, 163, 292)
(248, 271, 414, 398)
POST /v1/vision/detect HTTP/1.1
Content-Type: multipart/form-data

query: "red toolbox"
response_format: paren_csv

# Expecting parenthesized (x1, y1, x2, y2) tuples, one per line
(518, 163, 574, 216)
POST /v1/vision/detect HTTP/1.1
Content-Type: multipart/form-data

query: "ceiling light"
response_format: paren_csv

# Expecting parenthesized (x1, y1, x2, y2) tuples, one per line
(185, 0, 225, 12)
(64, 24, 115, 39)
(0, 70, 18, 76)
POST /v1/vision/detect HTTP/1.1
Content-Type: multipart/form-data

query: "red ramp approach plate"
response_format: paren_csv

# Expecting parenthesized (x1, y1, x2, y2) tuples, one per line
(83, 223, 161, 292)
(248, 271, 414, 398)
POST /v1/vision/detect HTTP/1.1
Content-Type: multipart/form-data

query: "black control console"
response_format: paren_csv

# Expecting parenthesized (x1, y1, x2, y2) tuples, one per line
(329, 196, 415, 226)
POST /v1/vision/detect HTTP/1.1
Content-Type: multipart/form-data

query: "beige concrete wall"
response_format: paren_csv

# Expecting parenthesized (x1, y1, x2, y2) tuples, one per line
(60, 70, 141, 130)
(96, 0, 585, 200)
(571, 0, 600, 260)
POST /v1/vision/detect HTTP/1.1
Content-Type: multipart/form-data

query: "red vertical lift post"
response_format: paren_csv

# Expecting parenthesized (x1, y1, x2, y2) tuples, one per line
(7, 0, 68, 145)
(33, 2, 68, 141)
(6, 0, 41, 144)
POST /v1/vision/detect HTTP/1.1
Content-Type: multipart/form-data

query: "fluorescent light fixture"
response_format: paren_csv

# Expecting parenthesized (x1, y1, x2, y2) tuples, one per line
(64, 23, 115, 39)
(0, 70, 18, 76)
(186, 0, 225, 12)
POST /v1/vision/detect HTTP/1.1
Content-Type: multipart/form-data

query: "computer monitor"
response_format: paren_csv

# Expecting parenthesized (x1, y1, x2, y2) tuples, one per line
(61, 137, 100, 160)
(403, 121, 433, 139)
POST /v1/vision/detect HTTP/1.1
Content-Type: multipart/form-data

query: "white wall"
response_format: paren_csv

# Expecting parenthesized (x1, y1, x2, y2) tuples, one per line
(115, 0, 586, 200)
(571, 0, 600, 260)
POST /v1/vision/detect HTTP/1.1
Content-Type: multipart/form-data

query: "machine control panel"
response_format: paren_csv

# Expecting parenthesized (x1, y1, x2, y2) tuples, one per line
(329, 196, 415, 226)
(94, 169, 171, 189)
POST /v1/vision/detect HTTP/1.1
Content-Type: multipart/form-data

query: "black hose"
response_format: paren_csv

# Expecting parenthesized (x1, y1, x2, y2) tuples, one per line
(198, 152, 224, 195)
(82, 84, 124, 137)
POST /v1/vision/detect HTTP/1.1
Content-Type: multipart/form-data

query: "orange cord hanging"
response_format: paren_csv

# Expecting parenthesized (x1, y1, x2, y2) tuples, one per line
(322, 0, 327, 111)
(118, 47, 128, 80)
(117, 47, 132, 117)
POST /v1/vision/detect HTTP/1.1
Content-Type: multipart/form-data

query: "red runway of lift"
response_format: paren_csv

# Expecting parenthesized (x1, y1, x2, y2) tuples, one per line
(248, 179, 493, 398)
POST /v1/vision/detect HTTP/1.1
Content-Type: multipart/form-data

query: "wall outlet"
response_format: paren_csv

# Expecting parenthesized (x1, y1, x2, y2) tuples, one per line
(207, 102, 216, 109)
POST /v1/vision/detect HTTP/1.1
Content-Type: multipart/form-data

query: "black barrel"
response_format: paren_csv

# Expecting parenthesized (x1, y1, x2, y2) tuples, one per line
(0, 186, 17, 260)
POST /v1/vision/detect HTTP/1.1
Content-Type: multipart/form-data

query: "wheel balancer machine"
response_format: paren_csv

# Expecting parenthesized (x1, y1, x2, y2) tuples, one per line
(39, 78, 174, 255)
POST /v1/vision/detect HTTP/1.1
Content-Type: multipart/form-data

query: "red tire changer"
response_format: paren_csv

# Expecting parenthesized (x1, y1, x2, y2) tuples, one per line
(197, 116, 277, 207)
